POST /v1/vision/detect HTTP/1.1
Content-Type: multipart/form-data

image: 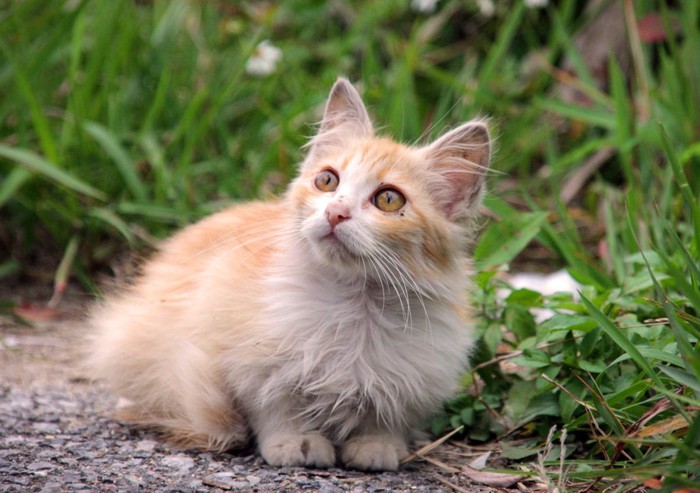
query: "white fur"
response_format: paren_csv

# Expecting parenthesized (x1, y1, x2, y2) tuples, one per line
(88, 78, 489, 471)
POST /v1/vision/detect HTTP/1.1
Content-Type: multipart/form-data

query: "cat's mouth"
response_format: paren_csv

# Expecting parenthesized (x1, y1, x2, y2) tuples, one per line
(318, 230, 360, 261)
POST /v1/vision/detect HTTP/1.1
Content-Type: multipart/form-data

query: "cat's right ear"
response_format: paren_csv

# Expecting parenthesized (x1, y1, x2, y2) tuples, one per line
(304, 78, 373, 163)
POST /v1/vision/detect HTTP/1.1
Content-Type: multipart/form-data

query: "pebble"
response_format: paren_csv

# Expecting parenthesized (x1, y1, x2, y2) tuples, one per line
(161, 454, 195, 471)
(136, 439, 158, 451)
(27, 461, 55, 471)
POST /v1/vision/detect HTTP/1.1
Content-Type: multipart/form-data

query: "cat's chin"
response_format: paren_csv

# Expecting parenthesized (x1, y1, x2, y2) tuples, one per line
(310, 232, 364, 271)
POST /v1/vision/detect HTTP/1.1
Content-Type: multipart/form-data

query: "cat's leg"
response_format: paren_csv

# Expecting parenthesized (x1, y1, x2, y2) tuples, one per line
(340, 424, 409, 471)
(250, 406, 336, 468)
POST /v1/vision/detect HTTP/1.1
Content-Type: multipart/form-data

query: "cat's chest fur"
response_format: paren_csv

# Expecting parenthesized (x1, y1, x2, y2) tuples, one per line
(239, 251, 472, 437)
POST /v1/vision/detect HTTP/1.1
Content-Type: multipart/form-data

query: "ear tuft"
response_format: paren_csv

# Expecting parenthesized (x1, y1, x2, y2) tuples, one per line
(304, 78, 373, 162)
(424, 120, 491, 220)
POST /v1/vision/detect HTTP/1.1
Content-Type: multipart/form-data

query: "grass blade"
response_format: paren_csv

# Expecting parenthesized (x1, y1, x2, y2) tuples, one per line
(0, 167, 32, 209)
(89, 207, 135, 246)
(660, 124, 700, 254)
(83, 121, 147, 202)
(0, 41, 59, 164)
(580, 294, 667, 392)
(0, 145, 106, 201)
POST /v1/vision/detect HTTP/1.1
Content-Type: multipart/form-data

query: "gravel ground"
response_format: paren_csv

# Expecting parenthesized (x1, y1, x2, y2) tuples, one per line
(0, 294, 498, 493)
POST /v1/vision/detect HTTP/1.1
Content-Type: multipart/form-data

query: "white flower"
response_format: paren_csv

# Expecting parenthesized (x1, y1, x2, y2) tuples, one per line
(525, 0, 548, 8)
(246, 40, 282, 77)
(411, 0, 439, 14)
(475, 0, 495, 17)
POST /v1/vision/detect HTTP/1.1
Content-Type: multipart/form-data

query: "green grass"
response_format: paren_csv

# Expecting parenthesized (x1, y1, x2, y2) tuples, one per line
(1, 0, 698, 490)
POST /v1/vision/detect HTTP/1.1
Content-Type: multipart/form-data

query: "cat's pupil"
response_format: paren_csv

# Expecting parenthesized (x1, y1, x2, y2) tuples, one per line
(314, 170, 339, 192)
(373, 188, 406, 212)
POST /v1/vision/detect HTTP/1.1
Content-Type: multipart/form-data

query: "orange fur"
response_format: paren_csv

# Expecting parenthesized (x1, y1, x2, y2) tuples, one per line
(88, 78, 491, 471)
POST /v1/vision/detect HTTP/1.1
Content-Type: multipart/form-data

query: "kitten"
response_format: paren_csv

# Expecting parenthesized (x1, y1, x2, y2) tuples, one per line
(88, 78, 491, 471)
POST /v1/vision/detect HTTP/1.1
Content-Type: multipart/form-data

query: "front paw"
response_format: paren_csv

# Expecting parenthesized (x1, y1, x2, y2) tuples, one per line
(260, 433, 335, 468)
(341, 434, 408, 471)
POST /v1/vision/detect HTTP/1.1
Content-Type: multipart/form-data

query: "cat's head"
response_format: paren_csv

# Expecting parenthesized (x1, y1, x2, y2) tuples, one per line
(287, 78, 491, 282)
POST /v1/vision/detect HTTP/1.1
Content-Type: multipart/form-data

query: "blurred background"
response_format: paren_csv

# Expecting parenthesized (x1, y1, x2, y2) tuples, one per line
(1, 0, 696, 289)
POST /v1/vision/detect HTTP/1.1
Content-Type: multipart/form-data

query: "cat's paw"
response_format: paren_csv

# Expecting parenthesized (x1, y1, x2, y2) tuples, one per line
(260, 433, 335, 468)
(341, 434, 408, 471)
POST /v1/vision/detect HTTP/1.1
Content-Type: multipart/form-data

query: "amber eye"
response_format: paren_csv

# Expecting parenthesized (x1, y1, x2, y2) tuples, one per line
(314, 170, 339, 192)
(373, 188, 406, 212)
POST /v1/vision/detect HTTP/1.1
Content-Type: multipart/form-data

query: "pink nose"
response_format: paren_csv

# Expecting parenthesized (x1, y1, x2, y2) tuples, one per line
(325, 202, 351, 229)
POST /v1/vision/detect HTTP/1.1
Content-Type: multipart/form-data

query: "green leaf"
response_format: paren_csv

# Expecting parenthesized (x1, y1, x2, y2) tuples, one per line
(503, 380, 537, 425)
(504, 305, 536, 340)
(581, 296, 665, 388)
(518, 392, 560, 424)
(581, 294, 666, 389)
(505, 288, 544, 308)
(577, 359, 607, 373)
(512, 349, 551, 369)
(474, 211, 549, 269)
(500, 441, 539, 460)
(539, 313, 598, 333)
(610, 347, 685, 369)
(658, 366, 700, 394)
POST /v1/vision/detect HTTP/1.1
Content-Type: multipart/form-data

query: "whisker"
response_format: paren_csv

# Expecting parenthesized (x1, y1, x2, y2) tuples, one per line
(376, 246, 435, 342)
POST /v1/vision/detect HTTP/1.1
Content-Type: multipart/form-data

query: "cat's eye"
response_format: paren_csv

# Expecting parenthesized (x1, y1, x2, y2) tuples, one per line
(373, 188, 406, 212)
(314, 170, 339, 192)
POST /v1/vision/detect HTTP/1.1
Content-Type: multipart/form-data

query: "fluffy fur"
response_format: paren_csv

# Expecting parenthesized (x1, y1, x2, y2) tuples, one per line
(88, 78, 491, 471)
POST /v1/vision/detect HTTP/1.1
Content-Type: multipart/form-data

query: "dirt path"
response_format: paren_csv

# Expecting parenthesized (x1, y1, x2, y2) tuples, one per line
(0, 293, 499, 492)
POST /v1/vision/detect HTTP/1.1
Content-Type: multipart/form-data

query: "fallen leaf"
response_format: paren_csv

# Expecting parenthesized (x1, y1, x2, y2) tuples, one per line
(643, 477, 663, 489)
(461, 465, 524, 488)
(634, 415, 690, 438)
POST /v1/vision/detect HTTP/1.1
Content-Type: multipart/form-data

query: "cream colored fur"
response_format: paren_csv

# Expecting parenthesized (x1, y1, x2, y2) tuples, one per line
(88, 78, 491, 471)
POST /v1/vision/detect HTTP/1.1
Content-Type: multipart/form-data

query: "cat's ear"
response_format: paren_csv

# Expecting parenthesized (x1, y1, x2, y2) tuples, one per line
(424, 120, 491, 220)
(304, 78, 373, 162)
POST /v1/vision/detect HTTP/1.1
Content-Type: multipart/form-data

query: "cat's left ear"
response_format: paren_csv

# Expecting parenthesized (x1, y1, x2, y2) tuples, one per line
(304, 78, 374, 163)
(424, 120, 491, 220)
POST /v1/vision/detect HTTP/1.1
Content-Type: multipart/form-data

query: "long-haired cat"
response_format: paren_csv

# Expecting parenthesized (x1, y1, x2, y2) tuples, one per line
(88, 78, 491, 471)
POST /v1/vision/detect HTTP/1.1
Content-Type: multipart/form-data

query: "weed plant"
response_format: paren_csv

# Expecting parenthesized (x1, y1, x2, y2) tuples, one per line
(1, 0, 697, 490)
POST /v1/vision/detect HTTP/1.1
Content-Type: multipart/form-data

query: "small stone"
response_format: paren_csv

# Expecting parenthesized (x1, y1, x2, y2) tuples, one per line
(27, 460, 55, 471)
(40, 482, 64, 493)
(36, 449, 60, 459)
(202, 473, 244, 490)
(0, 449, 21, 459)
(161, 454, 195, 470)
(5, 477, 31, 486)
(246, 475, 261, 486)
(136, 439, 157, 452)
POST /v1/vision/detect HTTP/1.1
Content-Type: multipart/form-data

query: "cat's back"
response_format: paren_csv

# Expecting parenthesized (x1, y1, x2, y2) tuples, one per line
(156, 199, 286, 271)
(87, 199, 288, 394)
(90, 199, 288, 341)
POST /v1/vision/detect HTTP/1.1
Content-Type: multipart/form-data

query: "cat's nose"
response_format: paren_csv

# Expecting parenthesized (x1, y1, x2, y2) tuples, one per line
(325, 202, 351, 229)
